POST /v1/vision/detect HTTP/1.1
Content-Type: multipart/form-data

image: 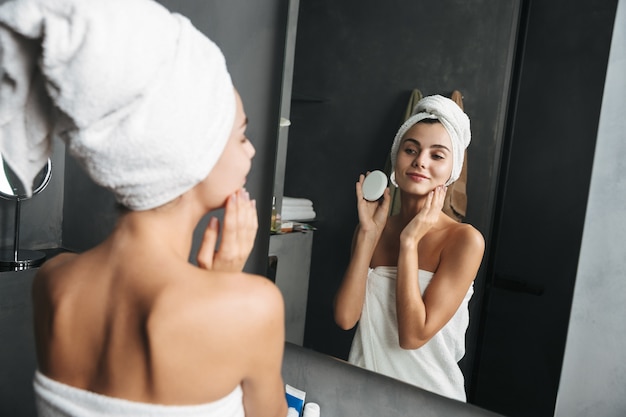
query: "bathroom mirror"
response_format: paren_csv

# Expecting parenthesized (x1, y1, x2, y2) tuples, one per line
(0, 154, 52, 270)
(281, 0, 521, 372)
(276, 0, 620, 415)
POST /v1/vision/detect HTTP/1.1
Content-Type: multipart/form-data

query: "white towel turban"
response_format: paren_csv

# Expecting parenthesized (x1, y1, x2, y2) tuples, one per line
(389, 95, 471, 186)
(0, 0, 235, 210)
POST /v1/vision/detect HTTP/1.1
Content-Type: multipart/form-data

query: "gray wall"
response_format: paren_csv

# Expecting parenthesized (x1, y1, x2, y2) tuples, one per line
(554, 1, 626, 415)
(0, 270, 38, 417)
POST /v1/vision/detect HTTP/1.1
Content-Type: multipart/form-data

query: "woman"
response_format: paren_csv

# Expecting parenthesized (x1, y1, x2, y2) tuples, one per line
(334, 95, 485, 402)
(0, 0, 287, 416)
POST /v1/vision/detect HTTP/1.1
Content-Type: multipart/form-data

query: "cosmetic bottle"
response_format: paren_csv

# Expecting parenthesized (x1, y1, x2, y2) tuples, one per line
(303, 402, 320, 417)
(271, 196, 281, 233)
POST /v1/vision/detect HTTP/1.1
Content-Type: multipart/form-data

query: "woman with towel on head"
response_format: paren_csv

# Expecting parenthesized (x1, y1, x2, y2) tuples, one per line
(334, 95, 485, 402)
(0, 0, 287, 416)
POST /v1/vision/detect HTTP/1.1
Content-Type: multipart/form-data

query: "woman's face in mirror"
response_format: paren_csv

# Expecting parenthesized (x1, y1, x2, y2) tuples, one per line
(394, 121, 453, 194)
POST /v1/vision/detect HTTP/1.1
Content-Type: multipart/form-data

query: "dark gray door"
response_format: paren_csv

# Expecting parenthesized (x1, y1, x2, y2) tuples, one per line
(470, 1, 618, 416)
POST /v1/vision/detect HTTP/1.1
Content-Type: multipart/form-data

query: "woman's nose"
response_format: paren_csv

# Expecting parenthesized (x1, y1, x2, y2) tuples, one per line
(246, 140, 256, 159)
(412, 152, 425, 168)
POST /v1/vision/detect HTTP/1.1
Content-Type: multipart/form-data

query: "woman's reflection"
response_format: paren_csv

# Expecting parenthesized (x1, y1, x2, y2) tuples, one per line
(333, 95, 485, 402)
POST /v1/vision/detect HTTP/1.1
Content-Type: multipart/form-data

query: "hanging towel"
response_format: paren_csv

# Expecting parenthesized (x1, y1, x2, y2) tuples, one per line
(348, 266, 473, 402)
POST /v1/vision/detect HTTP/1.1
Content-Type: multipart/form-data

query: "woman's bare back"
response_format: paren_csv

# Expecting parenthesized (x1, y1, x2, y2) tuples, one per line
(32, 240, 283, 406)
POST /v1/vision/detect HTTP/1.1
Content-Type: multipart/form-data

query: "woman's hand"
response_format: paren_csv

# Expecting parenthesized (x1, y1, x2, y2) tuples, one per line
(334, 174, 390, 330)
(356, 173, 391, 237)
(400, 185, 447, 245)
(197, 188, 258, 272)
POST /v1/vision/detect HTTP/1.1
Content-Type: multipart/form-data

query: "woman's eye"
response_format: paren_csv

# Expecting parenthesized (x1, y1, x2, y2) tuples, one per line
(432, 153, 445, 160)
(403, 147, 417, 155)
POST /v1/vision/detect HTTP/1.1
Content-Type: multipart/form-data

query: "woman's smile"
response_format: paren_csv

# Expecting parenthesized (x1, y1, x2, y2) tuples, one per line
(406, 172, 430, 182)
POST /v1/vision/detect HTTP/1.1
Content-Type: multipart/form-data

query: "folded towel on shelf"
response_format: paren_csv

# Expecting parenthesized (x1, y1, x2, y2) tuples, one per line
(282, 196, 316, 221)
(283, 197, 314, 208)
(282, 207, 316, 222)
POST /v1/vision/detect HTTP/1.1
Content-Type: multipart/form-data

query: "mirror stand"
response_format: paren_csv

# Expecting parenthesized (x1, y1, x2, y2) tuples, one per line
(0, 156, 52, 272)
(0, 197, 46, 271)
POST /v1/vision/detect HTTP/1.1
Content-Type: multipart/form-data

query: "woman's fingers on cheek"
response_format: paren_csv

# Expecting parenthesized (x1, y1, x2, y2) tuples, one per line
(237, 189, 249, 225)
(203, 217, 219, 247)
(223, 194, 239, 243)
(424, 190, 434, 209)
(437, 186, 448, 206)
(239, 191, 253, 227)
(243, 202, 257, 242)
(250, 200, 258, 231)
(198, 217, 219, 268)
(428, 185, 444, 206)
(240, 188, 250, 205)
(223, 192, 236, 227)
(235, 192, 255, 243)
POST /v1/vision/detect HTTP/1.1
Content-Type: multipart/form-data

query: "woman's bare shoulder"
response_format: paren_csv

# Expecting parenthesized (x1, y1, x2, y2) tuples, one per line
(150, 269, 284, 338)
(36, 252, 78, 275)
(32, 252, 80, 292)
(447, 221, 484, 247)
(145, 270, 284, 378)
(439, 222, 485, 269)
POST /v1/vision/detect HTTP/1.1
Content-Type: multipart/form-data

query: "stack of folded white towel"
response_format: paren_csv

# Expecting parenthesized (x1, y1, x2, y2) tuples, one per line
(282, 196, 316, 222)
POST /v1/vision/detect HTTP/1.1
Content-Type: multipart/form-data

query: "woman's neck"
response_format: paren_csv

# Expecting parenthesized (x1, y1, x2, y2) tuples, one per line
(396, 191, 453, 231)
(110, 197, 208, 261)
(398, 192, 428, 222)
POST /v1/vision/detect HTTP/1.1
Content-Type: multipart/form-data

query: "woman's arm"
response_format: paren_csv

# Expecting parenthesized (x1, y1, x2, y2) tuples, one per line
(334, 175, 390, 330)
(396, 187, 484, 348)
(195, 189, 286, 416)
(334, 225, 381, 330)
(241, 280, 288, 417)
(397, 225, 484, 349)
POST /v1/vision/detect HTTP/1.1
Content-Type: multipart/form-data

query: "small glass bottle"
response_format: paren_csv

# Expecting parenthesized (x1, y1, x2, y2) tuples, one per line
(271, 196, 281, 233)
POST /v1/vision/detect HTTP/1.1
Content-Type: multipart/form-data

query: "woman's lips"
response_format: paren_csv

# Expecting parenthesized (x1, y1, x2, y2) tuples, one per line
(406, 172, 429, 182)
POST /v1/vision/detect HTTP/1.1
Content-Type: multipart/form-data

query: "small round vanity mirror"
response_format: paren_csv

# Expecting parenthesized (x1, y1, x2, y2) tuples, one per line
(0, 154, 52, 271)
(0, 155, 52, 199)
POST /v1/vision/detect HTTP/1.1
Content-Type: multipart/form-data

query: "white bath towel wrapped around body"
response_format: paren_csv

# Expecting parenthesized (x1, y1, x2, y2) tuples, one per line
(349, 266, 473, 402)
(34, 371, 245, 417)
